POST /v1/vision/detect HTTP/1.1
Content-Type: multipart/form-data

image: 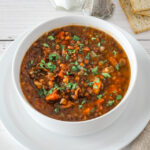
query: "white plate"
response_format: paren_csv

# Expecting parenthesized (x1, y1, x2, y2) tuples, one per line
(0, 26, 150, 150)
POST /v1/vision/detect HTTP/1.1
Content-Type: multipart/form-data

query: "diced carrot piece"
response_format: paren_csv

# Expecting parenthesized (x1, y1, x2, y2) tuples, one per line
(80, 63, 84, 67)
(83, 107, 91, 115)
(96, 98, 104, 104)
(108, 57, 117, 66)
(60, 101, 73, 109)
(58, 70, 64, 78)
(75, 47, 80, 50)
(45, 91, 60, 101)
(56, 31, 65, 38)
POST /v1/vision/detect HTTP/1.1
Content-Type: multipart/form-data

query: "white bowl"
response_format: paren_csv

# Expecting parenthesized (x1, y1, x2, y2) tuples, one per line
(12, 15, 137, 136)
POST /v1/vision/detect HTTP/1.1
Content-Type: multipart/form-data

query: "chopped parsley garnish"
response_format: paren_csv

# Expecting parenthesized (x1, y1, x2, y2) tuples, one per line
(106, 100, 114, 107)
(100, 60, 107, 64)
(66, 71, 72, 75)
(38, 89, 44, 97)
(113, 50, 117, 55)
(85, 53, 90, 60)
(102, 73, 111, 78)
(91, 37, 96, 40)
(78, 43, 84, 47)
(78, 48, 83, 54)
(88, 82, 94, 87)
(78, 105, 83, 109)
(81, 100, 86, 105)
(65, 54, 69, 61)
(97, 42, 101, 48)
(94, 84, 99, 89)
(116, 95, 122, 100)
(91, 66, 98, 75)
(116, 64, 119, 71)
(97, 94, 103, 100)
(49, 53, 59, 61)
(67, 49, 76, 54)
(72, 83, 77, 90)
(48, 35, 55, 41)
(43, 43, 49, 48)
(66, 82, 77, 90)
(39, 59, 46, 69)
(30, 60, 34, 65)
(72, 66, 78, 72)
(54, 107, 59, 113)
(46, 62, 56, 72)
(113, 91, 117, 93)
(73, 35, 81, 41)
(95, 77, 100, 83)
(60, 45, 65, 50)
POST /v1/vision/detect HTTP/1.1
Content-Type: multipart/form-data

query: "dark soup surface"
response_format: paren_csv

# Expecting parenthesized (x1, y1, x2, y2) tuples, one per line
(20, 25, 130, 121)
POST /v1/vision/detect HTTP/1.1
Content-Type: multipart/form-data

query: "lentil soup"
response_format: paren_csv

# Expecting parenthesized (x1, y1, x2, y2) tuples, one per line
(20, 25, 130, 121)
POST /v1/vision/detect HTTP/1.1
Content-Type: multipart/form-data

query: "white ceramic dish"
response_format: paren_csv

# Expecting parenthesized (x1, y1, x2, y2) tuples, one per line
(11, 16, 137, 136)
(0, 27, 149, 150)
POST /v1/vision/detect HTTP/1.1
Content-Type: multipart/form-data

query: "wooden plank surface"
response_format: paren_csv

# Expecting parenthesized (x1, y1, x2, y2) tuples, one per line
(0, 0, 150, 150)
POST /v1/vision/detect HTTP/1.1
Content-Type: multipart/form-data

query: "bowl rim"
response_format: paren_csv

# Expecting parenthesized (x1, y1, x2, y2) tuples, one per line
(12, 15, 138, 124)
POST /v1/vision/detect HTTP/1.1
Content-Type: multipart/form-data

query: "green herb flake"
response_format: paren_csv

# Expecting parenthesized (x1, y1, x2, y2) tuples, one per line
(85, 53, 90, 60)
(78, 105, 83, 109)
(73, 35, 81, 41)
(88, 82, 94, 87)
(78, 43, 84, 47)
(67, 49, 76, 54)
(106, 100, 114, 107)
(113, 91, 117, 93)
(116, 64, 119, 71)
(91, 37, 96, 40)
(72, 83, 77, 90)
(60, 45, 65, 50)
(49, 53, 59, 61)
(78, 48, 83, 54)
(91, 66, 98, 75)
(113, 50, 117, 55)
(65, 54, 69, 61)
(66, 82, 72, 89)
(100, 60, 107, 64)
(97, 42, 101, 48)
(30, 60, 34, 65)
(43, 43, 49, 48)
(116, 95, 122, 100)
(97, 94, 103, 100)
(81, 100, 86, 105)
(66, 71, 72, 75)
(72, 66, 78, 72)
(102, 73, 111, 78)
(95, 77, 100, 83)
(38, 89, 43, 97)
(94, 84, 99, 89)
(54, 107, 59, 113)
(48, 35, 55, 41)
(42, 86, 48, 96)
(46, 62, 56, 72)
(39, 59, 46, 69)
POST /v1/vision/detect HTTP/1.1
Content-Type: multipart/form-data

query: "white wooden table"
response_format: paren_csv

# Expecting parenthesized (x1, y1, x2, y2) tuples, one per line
(0, 0, 150, 150)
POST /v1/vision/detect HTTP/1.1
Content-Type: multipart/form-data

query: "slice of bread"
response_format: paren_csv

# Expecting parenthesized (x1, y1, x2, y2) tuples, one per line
(135, 10, 150, 17)
(130, 0, 150, 12)
(119, 0, 150, 34)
